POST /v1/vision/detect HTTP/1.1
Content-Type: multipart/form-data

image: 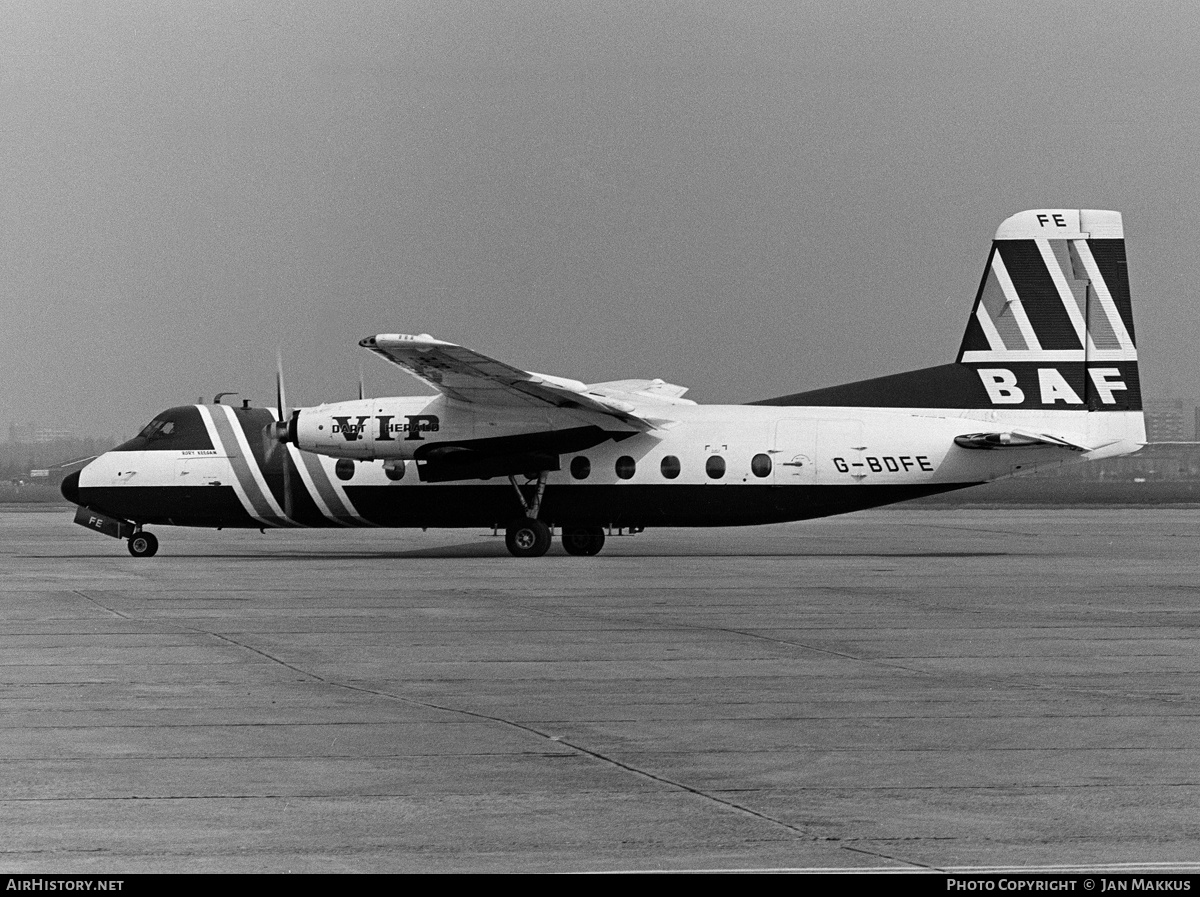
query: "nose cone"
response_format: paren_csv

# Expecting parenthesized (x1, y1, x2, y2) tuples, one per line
(60, 470, 81, 505)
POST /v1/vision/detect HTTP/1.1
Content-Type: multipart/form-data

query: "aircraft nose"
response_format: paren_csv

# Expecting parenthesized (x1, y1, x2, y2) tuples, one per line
(60, 470, 81, 505)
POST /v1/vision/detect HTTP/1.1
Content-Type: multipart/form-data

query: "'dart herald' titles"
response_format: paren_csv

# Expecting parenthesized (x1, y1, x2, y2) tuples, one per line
(64, 208, 1146, 558)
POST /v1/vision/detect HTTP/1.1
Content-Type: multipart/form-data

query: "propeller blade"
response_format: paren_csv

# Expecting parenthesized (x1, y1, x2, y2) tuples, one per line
(276, 351, 287, 422)
(276, 350, 294, 519)
(281, 446, 294, 519)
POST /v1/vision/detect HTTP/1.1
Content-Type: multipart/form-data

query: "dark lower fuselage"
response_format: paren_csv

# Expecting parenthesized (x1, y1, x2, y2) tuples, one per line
(72, 480, 976, 530)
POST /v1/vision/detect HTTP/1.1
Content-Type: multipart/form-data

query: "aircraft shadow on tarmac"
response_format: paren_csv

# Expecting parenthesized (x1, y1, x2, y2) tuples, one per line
(60, 543, 1013, 560)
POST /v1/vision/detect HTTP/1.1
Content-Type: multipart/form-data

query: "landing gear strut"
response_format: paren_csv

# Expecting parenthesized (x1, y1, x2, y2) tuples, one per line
(127, 531, 159, 558)
(505, 471, 552, 558)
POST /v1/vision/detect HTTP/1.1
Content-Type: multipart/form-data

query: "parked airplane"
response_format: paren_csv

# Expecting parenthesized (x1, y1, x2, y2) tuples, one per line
(63, 208, 1144, 558)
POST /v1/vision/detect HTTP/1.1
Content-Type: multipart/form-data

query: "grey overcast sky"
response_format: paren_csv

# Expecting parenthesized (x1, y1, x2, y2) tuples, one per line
(3, 0, 1198, 438)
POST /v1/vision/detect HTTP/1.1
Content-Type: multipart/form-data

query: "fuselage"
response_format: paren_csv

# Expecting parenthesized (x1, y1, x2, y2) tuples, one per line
(64, 400, 1142, 531)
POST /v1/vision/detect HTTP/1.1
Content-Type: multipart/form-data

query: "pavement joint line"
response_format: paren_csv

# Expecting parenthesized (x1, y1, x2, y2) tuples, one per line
(171, 621, 932, 863)
(836, 842, 939, 870)
(511, 600, 1200, 709)
(70, 589, 131, 620)
(509, 599, 933, 677)
(48, 545, 1200, 871)
(706, 625, 931, 675)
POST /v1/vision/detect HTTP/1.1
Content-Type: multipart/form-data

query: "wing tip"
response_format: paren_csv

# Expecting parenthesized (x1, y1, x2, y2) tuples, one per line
(360, 333, 452, 349)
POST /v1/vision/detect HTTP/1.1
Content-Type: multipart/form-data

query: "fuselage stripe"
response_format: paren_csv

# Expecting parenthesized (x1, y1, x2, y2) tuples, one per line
(296, 449, 380, 526)
(209, 405, 300, 527)
(195, 405, 276, 528)
(287, 445, 352, 526)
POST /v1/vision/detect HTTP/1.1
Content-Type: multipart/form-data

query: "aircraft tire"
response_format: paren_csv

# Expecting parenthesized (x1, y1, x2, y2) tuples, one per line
(505, 518, 552, 558)
(128, 532, 159, 558)
(562, 526, 605, 556)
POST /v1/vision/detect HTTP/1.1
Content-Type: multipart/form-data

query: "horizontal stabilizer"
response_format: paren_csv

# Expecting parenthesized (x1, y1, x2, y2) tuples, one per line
(954, 429, 1092, 452)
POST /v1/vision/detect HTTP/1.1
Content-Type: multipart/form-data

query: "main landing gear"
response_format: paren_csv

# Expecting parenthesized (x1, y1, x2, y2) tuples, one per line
(561, 525, 605, 556)
(127, 530, 159, 557)
(502, 472, 608, 558)
(505, 471, 553, 558)
(505, 517, 553, 558)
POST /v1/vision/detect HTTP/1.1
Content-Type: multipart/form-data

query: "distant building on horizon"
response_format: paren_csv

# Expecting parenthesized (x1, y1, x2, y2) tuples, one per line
(7, 423, 77, 444)
(1142, 399, 1193, 443)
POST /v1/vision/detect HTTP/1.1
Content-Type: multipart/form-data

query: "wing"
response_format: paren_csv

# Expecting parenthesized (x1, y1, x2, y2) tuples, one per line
(359, 334, 680, 431)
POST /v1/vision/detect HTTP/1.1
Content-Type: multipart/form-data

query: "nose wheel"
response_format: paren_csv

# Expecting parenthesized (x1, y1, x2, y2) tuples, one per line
(127, 531, 159, 557)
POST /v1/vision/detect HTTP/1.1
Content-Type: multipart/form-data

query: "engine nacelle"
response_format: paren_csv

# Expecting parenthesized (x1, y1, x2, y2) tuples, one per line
(293, 397, 451, 460)
(291, 396, 572, 462)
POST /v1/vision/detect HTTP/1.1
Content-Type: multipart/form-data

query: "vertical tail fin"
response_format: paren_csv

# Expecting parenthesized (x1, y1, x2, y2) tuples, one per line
(956, 209, 1140, 411)
(752, 208, 1142, 414)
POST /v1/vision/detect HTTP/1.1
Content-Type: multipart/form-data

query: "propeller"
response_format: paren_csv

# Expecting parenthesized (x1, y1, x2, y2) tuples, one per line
(263, 352, 296, 519)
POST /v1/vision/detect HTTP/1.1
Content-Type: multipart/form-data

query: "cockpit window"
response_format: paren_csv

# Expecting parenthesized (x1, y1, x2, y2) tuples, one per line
(137, 419, 177, 440)
(113, 406, 214, 453)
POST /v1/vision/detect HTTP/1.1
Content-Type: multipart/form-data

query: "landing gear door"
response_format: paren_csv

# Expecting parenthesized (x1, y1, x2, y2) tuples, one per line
(772, 420, 816, 486)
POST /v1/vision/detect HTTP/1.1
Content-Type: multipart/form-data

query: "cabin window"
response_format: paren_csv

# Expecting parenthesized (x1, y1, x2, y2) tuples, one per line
(384, 461, 405, 481)
(751, 453, 772, 477)
(570, 456, 591, 480)
(660, 456, 681, 479)
(705, 455, 726, 480)
(615, 456, 636, 480)
(335, 458, 355, 481)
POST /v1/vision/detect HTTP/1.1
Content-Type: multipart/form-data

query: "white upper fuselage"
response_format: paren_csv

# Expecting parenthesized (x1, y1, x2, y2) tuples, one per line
(291, 394, 1143, 487)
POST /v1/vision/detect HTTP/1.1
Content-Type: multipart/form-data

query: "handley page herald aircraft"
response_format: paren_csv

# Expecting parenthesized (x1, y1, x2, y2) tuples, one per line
(63, 209, 1144, 557)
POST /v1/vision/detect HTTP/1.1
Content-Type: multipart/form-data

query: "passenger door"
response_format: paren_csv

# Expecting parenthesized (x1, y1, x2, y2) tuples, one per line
(772, 419, 816, 486)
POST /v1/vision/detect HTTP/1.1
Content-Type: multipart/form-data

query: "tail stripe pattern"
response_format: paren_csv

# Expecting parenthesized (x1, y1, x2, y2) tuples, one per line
(982, 249, 1042, 350)
(1072, 240, 1136, 356)
(1036, 238, 1089, 348)
(960, 237, 1136, 364)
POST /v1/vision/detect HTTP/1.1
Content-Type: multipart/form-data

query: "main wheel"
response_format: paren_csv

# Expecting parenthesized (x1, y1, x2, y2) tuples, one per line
(562, 525, 605, 556)
(127, 531, 159, 558)
(505, 518, 552, 558)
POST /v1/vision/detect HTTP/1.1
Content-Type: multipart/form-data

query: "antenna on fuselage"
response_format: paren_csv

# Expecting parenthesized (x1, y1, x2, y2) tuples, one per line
(213, 392, 238, 405)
